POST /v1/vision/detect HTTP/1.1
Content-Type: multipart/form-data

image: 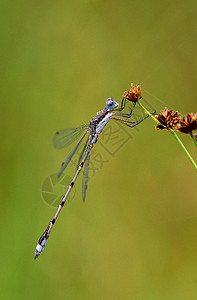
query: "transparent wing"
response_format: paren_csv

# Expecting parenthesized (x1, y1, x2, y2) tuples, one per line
(58, 130, 89, 178)
(53, 125, 88, 149)
(82, 148, 91, 202)
(76, 134, 90, 172)
(132, 97, 156, 123)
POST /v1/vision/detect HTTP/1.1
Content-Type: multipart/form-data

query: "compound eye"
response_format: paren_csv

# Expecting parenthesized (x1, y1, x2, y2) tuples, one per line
(106, 98, 114, 107)
(106, 98, 118, 108)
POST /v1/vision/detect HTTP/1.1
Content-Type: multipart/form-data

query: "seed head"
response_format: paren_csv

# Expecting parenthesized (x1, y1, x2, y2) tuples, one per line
(155, 107, 180, 131)
(176, 113, 197, 134)
(123, 83, 142, 102)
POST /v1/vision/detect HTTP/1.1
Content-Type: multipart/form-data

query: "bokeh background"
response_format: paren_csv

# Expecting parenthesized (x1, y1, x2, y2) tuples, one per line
(1, 0, 197, 299)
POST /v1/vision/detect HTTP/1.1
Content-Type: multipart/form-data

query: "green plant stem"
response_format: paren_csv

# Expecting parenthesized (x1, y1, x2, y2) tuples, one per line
(137, 100, 158, 123)
(171, 130, 197, 170)
(190, 132, 197, 147)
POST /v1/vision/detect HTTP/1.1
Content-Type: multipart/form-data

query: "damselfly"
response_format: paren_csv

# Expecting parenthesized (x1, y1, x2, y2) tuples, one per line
(34, 84, 151, 259)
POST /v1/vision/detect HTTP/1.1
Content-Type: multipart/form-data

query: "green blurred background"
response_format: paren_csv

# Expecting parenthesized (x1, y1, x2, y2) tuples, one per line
(1, 0, 197, 299)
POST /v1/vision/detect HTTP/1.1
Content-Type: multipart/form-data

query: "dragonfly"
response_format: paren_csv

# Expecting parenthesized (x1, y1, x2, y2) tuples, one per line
(34, 85, 150, 259)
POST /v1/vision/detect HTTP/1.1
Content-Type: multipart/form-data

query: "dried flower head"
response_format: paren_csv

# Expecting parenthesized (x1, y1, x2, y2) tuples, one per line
(155, 107, 180, 131)
(193, 133, 197, 141)
(176, 113, 197, 134)
(123, 83, 142, 102)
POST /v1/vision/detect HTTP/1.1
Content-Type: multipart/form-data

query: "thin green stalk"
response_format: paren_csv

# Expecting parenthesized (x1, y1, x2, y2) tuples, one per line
(190, 132, 197, 147)
(137, 99, 165, 128)
(171, 130, 197, 170)
(137, 99, 158, 122)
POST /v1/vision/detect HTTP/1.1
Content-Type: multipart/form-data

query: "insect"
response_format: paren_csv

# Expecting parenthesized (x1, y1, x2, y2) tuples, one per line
(34, 85, 150, 259)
